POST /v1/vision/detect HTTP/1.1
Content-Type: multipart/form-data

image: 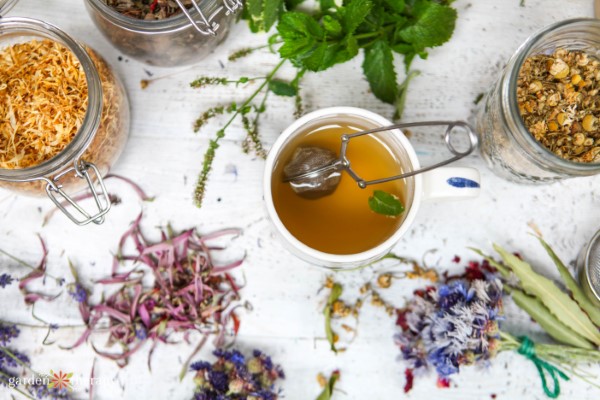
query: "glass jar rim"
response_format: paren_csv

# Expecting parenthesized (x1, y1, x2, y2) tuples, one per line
(503, 18, 600, 171)
(85, 0, 222, 34)
(0, 17, 103, 182)
(0, 0, 19, 15)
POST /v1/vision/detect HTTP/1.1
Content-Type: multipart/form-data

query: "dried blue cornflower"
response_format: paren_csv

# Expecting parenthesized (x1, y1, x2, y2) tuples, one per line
(0, 273, 13, 288)
(395, 277, 503, 383)
(190, 348, 284, 399)
(190, 361, 211, 371)
(67, 283, 87, 303)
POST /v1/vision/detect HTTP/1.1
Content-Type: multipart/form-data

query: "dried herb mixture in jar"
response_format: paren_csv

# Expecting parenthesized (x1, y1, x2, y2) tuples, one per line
(0, 40, 88, 169)
(102, 0, 193, 20)
(517, 48, 600, 163)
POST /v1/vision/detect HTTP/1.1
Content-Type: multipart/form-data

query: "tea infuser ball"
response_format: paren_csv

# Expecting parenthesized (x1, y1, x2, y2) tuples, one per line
(283, 147, 342, 199)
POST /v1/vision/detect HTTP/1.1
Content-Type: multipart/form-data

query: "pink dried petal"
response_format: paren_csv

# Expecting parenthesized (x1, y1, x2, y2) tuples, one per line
(105, 173, 155, 202)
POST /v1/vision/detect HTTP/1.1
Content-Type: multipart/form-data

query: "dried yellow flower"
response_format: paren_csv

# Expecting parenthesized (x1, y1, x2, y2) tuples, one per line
(0, 40, 88, 169)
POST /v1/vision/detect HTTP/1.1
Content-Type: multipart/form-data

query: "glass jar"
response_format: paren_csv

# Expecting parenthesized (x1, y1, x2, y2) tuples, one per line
(0, 17, 130, 225)
(476, 19, 600, 183)
(84, 0, 242, 67)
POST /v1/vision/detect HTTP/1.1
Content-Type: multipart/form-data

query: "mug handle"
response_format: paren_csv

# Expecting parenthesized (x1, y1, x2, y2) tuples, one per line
(421, 167, 481, 201)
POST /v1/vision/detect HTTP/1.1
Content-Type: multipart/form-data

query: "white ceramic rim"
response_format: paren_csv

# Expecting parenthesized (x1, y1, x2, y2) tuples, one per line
(263, 106, 423, 265)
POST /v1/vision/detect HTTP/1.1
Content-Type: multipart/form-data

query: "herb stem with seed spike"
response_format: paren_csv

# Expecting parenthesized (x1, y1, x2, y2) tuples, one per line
(194, 59, 286, 207)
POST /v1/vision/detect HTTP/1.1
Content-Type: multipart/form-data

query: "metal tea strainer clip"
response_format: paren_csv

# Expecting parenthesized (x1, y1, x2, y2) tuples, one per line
(173, 0, 242, 36)
(283, 121, 478, 198)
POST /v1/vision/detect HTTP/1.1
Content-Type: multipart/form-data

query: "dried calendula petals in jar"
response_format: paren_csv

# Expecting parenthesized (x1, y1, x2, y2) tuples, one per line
(0, 39, 88, 169)
(517, 48, 600, 163)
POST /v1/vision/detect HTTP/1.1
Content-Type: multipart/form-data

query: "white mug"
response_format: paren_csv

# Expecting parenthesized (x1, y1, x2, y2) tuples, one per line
(263, 107, 480, 269)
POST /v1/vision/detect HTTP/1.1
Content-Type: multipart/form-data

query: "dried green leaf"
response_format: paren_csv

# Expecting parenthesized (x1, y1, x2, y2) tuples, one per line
(510, 288, 594, 349)
(316, 370, 341, 400)
(494, 244, 600, 346)
(324, 283, 343, 353)
(468, 248, 510, 279)
(535, 235, 600, 327)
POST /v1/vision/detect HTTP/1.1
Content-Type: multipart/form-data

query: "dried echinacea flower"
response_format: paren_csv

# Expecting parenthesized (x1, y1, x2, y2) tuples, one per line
(189, 348, 284, 399)
(68, 213, 245, 367)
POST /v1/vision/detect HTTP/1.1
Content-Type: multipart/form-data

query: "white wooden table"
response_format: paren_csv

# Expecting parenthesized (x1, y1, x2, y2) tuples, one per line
(1, 0, 600, 399)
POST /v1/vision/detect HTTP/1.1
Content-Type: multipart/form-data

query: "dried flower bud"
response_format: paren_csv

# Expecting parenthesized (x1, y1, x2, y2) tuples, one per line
(528, 80, 543, 93)
(582, 114, 597, 132)
(573, 133, 586, 146)
(549, 58, 570, 79)
(377, 273, 393, 289)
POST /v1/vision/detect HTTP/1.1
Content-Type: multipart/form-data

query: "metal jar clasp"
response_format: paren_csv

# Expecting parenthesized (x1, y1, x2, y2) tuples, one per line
(44, 160, 112, 226)
(173, 0, 243, 36)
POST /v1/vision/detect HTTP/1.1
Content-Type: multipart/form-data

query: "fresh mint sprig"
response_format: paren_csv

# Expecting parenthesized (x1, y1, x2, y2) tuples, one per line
(192, 0, 457, 207)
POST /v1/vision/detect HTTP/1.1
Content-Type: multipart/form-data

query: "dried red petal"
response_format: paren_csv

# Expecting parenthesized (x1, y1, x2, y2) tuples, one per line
(403, 369, 414, 393)
(396, 309, 409, 330)
(436, 377, 450, 388)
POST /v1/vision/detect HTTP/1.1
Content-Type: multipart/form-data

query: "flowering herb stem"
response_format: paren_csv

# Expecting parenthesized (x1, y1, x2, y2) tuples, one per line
(0, 346, 36, 373)
(193, 59, 286, 207)
(0, 369, 36, 400)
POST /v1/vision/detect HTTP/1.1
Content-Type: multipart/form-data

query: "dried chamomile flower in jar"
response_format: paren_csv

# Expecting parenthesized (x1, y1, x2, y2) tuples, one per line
(517, 48, 600, 163)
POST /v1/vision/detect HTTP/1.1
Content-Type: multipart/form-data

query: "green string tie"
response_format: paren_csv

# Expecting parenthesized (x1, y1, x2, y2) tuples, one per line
(517, 336, 570, 398)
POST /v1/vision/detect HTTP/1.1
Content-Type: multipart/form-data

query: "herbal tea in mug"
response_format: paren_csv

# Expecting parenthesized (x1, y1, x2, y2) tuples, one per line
(271, 121, 407, 254)
(264, 107, 481, 269)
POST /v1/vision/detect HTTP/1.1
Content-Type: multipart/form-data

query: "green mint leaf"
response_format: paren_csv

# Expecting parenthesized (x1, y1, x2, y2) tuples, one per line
(323, 15, 342, 36)
(341, 0, 373, 34)
(319, 0, 337, 10)
(247, 0, 263, 19)
(285, 0, 306, 10)
(300, 43, 338, 71)
(368, 190, 404, 216)
(384, 0, 406, 13)
(399, 2, 457, 50)
(334, 34, 359, 64)
(362, 39, 398, 104)
(268, 79, 298, 96)
(277, 12, 324, 60)
(263, 0, 283, 31)
(278, 11, 324, 39)
(246, 0, 283, 32)
(316, 370, 341, 400)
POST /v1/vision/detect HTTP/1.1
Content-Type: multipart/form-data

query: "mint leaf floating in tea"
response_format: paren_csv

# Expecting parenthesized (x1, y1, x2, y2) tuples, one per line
(368, 190, 405, 216)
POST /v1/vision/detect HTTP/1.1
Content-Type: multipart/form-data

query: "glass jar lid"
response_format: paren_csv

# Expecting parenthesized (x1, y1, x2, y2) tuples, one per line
(0, 0, 19, 15)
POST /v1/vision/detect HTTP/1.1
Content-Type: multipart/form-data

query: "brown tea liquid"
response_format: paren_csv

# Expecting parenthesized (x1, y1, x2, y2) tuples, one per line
(271, 122, 406, 255)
